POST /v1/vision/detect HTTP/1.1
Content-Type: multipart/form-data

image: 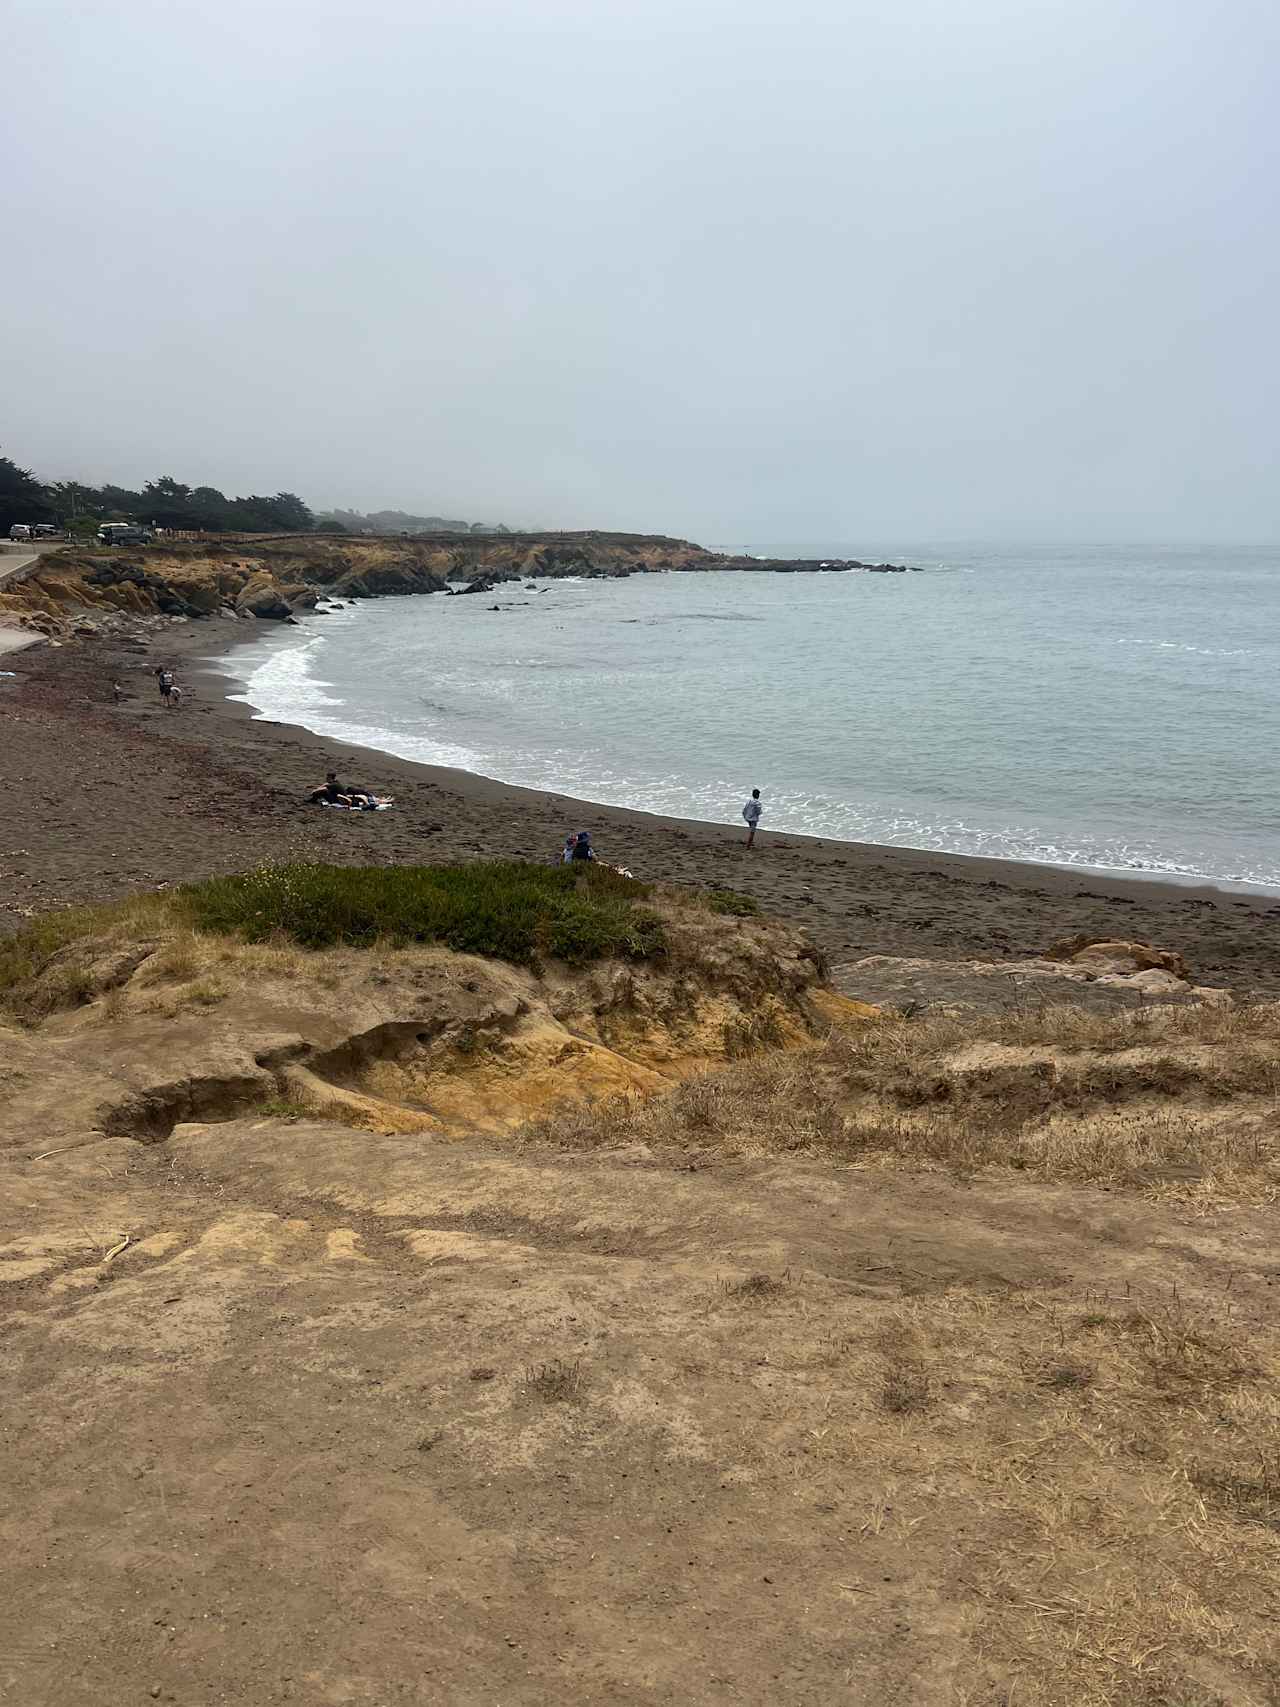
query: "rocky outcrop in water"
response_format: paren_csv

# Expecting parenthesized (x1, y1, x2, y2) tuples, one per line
(0, 530, 927, 640)
(235, 576, 294, 620)
(713, 556, 922, 574)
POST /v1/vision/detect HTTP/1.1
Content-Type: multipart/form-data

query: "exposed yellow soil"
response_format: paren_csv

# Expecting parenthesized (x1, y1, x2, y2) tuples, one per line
(2, 912, 1278, 1705)
(0, 887, 850, 1145)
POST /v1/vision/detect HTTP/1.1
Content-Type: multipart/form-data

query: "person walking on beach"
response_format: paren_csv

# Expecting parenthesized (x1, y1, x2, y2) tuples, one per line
(742, 788, 763, 849)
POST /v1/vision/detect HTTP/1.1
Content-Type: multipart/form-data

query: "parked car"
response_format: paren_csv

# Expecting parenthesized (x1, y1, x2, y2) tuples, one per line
(97, 523, 155, 545)
(8, 524, 32, 541)
(32, 523, 60, 538)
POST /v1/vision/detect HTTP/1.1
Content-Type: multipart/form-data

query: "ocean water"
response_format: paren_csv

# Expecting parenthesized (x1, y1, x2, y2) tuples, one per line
(218, 543, 1280, 889)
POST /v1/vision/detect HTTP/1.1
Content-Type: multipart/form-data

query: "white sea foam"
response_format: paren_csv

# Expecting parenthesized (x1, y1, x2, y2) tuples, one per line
(1112, 638, 1257, 658)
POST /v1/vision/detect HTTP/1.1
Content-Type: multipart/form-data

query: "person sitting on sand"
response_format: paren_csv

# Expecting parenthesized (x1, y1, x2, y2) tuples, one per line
(742, 788, 763, 848)
(310, 771, 367, 806)
(309, 771, 377, 809)
(309, 772, 347, 805)
(569, 830, 598, 862)
(561, 832, 579, 864)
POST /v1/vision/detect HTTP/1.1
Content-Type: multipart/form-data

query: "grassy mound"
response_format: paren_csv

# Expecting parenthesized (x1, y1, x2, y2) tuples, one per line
(180, 861, 666, 964)
(0, 894, 176, 1003)
(0, 864, 666, 1002)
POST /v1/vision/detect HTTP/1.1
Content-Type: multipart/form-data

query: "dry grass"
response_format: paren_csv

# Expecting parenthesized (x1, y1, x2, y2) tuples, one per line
(135, 936, 202, 985)
(0, 906, 351, 1026)
(761, 1280, 1280, 1705)
(1190, 1454, 1280, 1531)
(255, 1096, 313, 1124)
(721, 1270, 789, 1301)
(1031, 1356, 1096, 1391)
(0, 894, 175, 1019)
(520, 1003, 1280, 1204)
(873, 1312, 935, 1414)
(720, 1008, 786, 1058)
(880, 1356, 933, 1414)
(211, 935, 311, 978)
(887, 996, 1280, 1052)
(519, 1359, 585, 1404)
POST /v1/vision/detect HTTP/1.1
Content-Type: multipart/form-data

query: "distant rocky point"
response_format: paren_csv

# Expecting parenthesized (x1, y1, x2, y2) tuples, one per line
(714, 554, 922, 573)
(0, 530, 924, 638)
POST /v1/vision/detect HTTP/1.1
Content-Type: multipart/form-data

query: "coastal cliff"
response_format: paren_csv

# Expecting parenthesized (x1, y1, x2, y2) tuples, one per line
(0, 530, 919, 637)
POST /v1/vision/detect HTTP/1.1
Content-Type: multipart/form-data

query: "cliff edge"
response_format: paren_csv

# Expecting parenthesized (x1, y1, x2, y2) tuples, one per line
(0, 530, 921, 638)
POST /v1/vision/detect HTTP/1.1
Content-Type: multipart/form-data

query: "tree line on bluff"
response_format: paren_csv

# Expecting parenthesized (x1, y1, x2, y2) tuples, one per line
(0, 451, 313, 536)
(0, 448, 500, 539)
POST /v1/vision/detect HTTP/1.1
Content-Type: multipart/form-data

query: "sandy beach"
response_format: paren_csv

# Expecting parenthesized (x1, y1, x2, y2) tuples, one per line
(3, 615, 1278, 993)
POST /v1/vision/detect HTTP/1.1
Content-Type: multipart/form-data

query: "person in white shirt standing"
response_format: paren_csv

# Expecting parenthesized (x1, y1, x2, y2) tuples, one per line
(742, 788, 763, 849)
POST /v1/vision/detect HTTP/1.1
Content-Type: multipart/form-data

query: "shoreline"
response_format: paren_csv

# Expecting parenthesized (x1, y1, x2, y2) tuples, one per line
(4, 611, 1279, 993)
(191, 610, 1280, 906)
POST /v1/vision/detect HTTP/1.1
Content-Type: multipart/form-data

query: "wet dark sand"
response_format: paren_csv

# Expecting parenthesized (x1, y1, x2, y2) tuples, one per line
(3, 616, 1278, 992)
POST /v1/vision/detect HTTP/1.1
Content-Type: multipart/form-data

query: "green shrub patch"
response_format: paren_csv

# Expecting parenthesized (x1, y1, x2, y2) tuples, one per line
(179, 861, 667, 966)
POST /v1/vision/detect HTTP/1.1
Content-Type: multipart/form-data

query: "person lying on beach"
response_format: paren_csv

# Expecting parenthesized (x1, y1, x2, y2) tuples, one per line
(308, 771, 377, 808)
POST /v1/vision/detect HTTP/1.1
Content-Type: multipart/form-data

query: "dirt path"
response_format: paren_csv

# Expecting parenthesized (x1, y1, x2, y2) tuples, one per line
(4, 1117, 1276, 1706)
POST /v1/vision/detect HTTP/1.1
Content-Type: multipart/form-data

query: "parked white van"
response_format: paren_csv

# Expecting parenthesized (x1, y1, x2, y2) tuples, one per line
(97, 523, 154, 545)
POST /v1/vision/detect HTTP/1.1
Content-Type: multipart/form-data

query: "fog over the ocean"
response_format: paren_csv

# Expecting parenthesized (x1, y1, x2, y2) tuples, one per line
(3, 0, 1277, 542)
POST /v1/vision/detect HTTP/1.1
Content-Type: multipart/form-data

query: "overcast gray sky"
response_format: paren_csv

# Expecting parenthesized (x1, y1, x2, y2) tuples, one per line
(3, 0, 1277, 542)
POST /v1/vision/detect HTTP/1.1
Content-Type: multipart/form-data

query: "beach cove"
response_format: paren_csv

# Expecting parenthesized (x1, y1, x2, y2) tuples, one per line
(3, 607, 1279, 996)
(221, 546, 1280, 892)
